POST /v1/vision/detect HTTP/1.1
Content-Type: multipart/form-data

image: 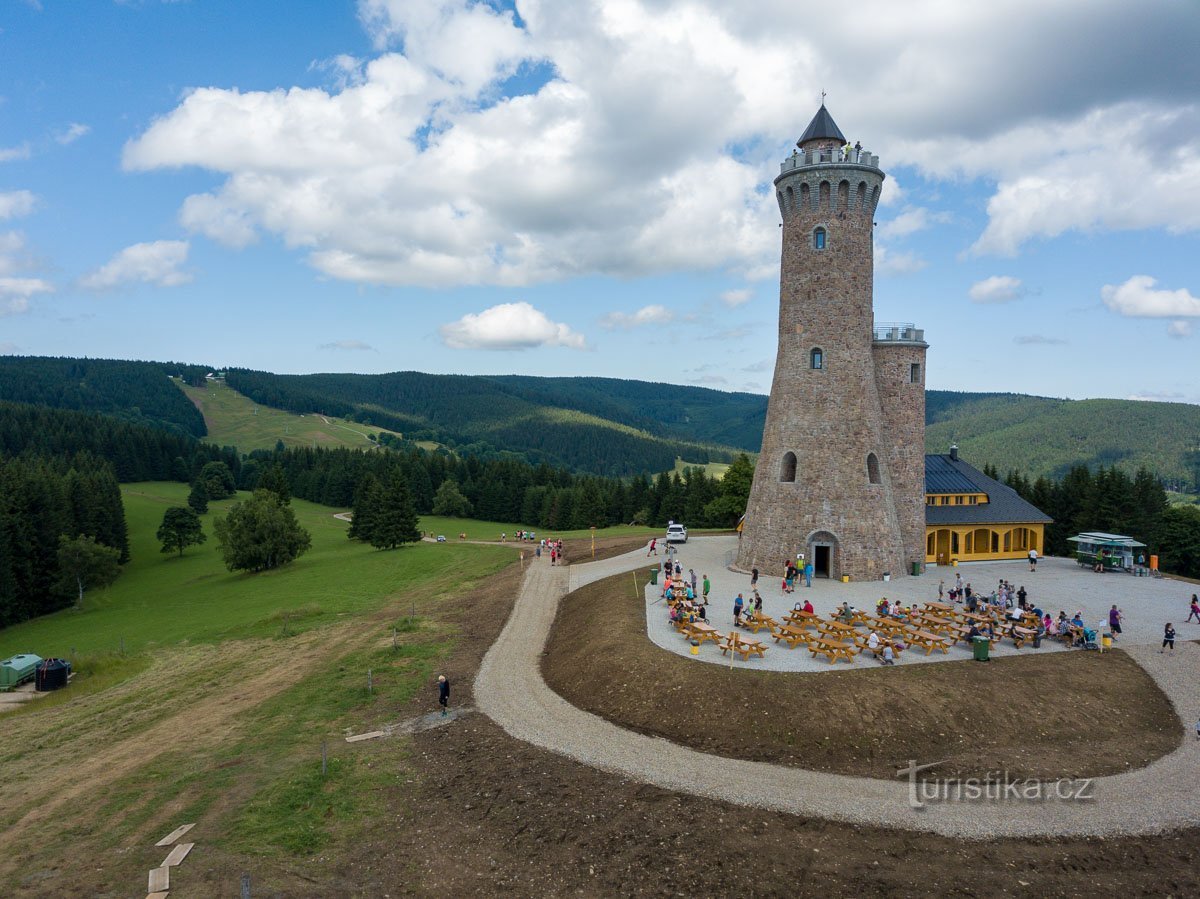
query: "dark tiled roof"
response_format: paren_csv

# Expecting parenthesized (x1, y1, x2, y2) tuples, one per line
(924, 454, 1053, 526)
(797, 104, 845, 145)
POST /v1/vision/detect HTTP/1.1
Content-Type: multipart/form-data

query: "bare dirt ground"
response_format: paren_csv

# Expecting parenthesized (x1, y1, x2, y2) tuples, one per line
(8, 556, 1198, 896)
(542, 571, 1180, 781)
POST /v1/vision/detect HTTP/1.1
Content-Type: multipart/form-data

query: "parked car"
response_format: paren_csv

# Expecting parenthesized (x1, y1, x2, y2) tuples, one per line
(436, 535, 447, 543)
(665, 523, 688, 543)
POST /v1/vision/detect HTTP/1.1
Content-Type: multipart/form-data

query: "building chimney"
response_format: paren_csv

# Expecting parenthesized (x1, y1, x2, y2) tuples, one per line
(949, 444, 958, 462)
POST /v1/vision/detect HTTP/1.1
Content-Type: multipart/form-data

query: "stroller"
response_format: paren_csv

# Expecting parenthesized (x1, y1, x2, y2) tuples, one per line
(1081, 628, 1099, 651)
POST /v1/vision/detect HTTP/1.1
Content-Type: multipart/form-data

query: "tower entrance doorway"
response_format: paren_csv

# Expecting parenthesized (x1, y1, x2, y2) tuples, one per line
(807, 531, 839, 579)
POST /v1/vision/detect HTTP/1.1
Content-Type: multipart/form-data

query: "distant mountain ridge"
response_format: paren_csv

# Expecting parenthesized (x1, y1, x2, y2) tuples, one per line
(1, 356, 1196, 486)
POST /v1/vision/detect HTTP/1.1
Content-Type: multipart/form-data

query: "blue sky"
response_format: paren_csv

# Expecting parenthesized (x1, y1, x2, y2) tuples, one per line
(2, 0, 1198, 404)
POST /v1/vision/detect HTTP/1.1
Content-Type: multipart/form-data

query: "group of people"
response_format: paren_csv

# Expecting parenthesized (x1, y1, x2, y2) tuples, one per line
(779, 558, 813, 592)
(502, 530, 538, 543)
(534, 537, 565, 565)
(663, 559, 713, 626)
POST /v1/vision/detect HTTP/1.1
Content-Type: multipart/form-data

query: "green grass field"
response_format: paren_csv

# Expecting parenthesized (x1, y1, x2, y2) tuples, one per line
(175, 378, 409, 453)
(0, 483, 515, 659)
(671, 457, 730, 479)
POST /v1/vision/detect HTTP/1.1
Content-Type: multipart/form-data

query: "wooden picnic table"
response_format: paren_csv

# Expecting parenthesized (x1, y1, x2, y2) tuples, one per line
(718, 633, 767, 660)
(741, 613, 778, 634)
(819, 619, 857, 633)
(868, 616, 907, 633)
(772, 624, 814, 648)
(905, 629, 951, 655)
(784, 609, 819, 629)
(924, 601, 955, 613)
(686, 622, 724, 645)
(1011, 625, 1037, 649)
(808, 637, 856, 664)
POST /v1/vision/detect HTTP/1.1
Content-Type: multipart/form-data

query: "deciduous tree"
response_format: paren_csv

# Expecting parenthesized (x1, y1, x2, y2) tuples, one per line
(213, 490, 311, 573)
(157, 506, 206, 557)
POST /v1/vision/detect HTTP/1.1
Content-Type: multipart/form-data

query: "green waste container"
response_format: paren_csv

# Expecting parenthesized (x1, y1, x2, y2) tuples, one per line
(649, 568, 658, 585)
(911, 561, 922, 576)
(972, 637, 990, 662)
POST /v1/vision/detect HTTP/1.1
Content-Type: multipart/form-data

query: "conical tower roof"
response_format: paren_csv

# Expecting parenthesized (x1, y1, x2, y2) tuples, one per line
(797, 104, 845, 147)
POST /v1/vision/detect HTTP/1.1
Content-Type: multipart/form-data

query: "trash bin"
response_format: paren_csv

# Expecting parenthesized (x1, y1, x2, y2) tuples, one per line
(1101, 633, 1113, 650)
(649, 568, 658, 585)
(911, 561, 922, 576)
(972, 637, 990, 662)
(840, 575, 850, 583)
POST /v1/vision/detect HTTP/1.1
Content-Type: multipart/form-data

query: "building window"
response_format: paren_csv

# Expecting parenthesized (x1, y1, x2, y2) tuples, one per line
(813, 227, 826, 250)
(866, 452, 881, 485)
(954, 496, 964, 505)
(909, 363, 920, 383)
(780, 451, 797, 483)
(810, 347, 824, 370)
(968, 496, 978, 505)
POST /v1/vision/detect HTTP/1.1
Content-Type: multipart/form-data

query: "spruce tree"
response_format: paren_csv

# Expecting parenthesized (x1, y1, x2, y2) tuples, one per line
(369, 476, 421, 549)
(188, 481, 209, 514)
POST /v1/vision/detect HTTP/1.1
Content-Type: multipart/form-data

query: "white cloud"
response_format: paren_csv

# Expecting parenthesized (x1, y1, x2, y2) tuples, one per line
(0, 232, 52, 312)
(319, 339, 375, 351)
(1101, 275, 1200, 318)
(0, 144, 31, 163)
(0, 341, 20, 354)
(720, 288, 752, 307)
(1167, 320, 1192, 338)
(1127, 390, 1185, 403)
(875, 207, 949, 241)
(599, 304, 674, 329)
(117, 1, 1200, 285)
(0, 191, 36, 220)
(55, 123, 90, 146)
(874, 245, 926, 275)
(439, 301, 585, 350)
(81, 240, 192, 289)
(969, 275, 1025, 304)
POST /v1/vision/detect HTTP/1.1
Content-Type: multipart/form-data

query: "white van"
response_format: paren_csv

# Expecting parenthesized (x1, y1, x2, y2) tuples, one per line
(665, 523, 688, 543)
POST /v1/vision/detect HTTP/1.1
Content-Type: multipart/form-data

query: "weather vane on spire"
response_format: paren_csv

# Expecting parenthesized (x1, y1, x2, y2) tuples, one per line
(820, 89, 826, 105)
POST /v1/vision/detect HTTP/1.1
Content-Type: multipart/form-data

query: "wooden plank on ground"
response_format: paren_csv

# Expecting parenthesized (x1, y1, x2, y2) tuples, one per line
(154, 823, 194, 847)
(162, 842, 194, 867)
(148, 866, 170, 892)
(346, 730, 386, 743)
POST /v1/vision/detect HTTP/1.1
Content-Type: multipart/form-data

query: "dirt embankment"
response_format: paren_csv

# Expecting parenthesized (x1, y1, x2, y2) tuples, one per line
(542, 572, 1180, 781)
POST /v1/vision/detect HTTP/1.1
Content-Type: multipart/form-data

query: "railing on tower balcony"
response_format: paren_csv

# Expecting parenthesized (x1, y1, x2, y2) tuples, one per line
(872, 322, 925, 344)
(780, 146, 880, 173)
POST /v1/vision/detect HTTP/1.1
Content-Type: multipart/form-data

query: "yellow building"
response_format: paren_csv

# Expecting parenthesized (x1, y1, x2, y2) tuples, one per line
(925, 448, 1051, 565)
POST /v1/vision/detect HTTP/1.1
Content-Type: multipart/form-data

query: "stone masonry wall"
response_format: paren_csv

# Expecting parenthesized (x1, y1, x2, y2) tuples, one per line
(872, 343, 929, 571)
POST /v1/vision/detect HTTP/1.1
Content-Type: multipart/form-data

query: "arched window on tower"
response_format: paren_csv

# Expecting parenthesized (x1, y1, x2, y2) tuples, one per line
(810, 347, 824, 370)
(837, 180, 850, 209)
(819, 180, 830, 208)
(785, 185, 794, 213)
(856, 181, 867, 209)
(813, 227, 826, 250)
(800, 182, 810, 209)
(780, 452, 797, 483)
(867, 452, 881, 484)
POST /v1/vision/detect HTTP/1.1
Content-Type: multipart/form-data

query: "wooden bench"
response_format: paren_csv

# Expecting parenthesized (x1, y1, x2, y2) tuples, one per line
(741, 613, 779, 634)
(718, 633, 767, 660)
(686, 623, 724, 646)
(808, 638, 856, 664)
(772, 624, 814, 648)
(906, 629, 951, 655)
(1011, 626, 1036, 649)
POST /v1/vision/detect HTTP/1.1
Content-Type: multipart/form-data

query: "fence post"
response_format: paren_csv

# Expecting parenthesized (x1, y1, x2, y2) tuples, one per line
(321, 741, 327, 776)
(241, 873, 252, 898)
(367, 669, 373, 694)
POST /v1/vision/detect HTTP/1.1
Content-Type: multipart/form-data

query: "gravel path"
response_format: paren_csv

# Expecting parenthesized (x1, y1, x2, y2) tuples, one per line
(475, 543, 1200, 837)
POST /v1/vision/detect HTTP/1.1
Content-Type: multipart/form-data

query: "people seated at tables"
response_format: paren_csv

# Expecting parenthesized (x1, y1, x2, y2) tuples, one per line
(1008, 604, 1024, 623)
(880, 644, 896, 665)
(1070, 610, 1085, 629)
(753, 590, 763, 616)
(867, 630, 881, 652)
(1043, 613, 1056, 635)
(967, 623, 982, 641)
(697, 604, 707, 621)
(835, 602, 855, 623)
(799, 598, 814, 615)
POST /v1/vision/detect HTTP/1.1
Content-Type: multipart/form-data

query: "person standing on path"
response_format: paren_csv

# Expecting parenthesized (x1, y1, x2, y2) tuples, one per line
(689, 568, 698, 594)
(1108, 605, 1123, 640)
(733, 593, 745, 626)
(437, 675, 450, 717)
(955, 572, 963, 594)
(1028, 548, 1038, 571)
(750, 567, 759, 589)
(938, 579, 944, 600)
(647, 538, 657, 557)
(702, 574, 710, 604)
(1187, 594, 1200, 624)
(804, 561, 813, 588)
(550, 548, 557, 566)
(1161, 622, 1176, 655)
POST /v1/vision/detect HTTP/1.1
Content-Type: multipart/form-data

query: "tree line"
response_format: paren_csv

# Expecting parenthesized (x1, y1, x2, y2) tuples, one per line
(0, 356, 209, 437)
(992, 463, 1200, 577)
(0, 399, 238, 483)
(0, 453, 128, 627)
(239, 445, 755, 532)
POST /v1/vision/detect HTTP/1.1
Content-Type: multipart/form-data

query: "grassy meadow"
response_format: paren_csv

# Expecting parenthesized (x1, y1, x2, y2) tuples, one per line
(0, 482, 513, 660)
(175, 378, 408, 453)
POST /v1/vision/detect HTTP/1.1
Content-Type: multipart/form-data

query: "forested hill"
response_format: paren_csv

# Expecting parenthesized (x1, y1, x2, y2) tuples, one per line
(925, 391, 1200, 485)
(223, 369, 752, 477)
(1, 354, 1196, 486)
(0, 356, 209, 438)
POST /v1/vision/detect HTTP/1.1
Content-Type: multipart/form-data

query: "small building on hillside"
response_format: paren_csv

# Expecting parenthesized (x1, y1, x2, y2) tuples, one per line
(925, 446, 1052, 565)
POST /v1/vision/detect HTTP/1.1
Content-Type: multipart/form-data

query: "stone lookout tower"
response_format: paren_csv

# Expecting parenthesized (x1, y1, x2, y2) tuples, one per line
(737, 104, 928, 581)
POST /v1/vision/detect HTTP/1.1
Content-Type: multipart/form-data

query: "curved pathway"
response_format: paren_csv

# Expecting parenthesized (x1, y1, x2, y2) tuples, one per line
(475, 542, 1200, 837)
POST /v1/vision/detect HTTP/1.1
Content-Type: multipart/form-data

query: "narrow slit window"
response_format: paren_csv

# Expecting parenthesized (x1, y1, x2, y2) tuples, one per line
(780, 452, 797, 483)
(810, 347, 823, 370)
(867, 452, 881, 485)
(813, 227, 827, 250)
(909, 363, 920, 383)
